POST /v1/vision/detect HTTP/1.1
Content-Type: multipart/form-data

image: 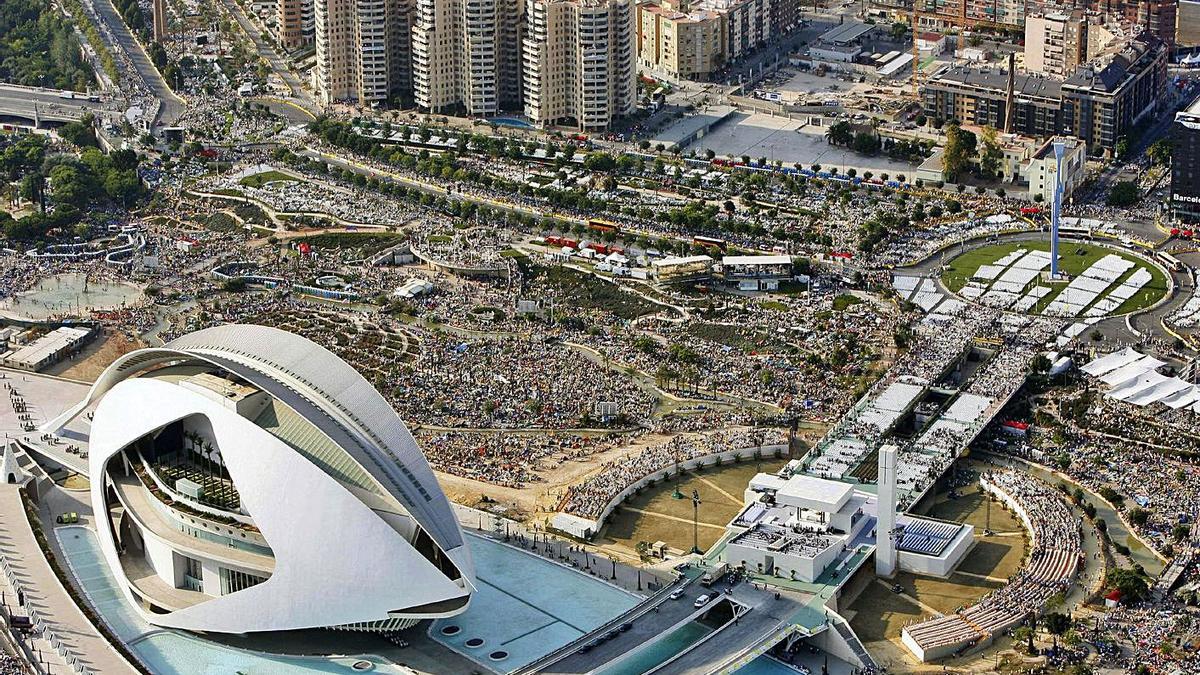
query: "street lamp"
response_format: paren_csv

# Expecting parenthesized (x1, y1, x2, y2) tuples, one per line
(690, 489, 703, 554)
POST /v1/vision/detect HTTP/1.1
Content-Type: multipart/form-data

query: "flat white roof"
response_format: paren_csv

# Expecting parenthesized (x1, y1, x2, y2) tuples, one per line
(652, 255, 713, 268)
(723, 255, 792, 266)
(750, 472, 854, 513)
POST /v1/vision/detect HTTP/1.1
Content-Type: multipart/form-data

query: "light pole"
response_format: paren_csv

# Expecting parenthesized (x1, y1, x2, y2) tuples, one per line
(691, 489, 703, 554)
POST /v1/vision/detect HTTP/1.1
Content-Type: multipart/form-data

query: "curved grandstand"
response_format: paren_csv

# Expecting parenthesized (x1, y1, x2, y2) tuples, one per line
(901, 470, 1081, 661)
(50, 324, 475, 634)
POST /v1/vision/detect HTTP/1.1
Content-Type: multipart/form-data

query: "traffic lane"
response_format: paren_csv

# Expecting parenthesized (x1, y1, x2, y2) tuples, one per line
(88, 0, 184, 123)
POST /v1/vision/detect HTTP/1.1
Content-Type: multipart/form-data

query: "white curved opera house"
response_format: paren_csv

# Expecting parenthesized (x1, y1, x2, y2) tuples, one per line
(50, 324, 475, 634)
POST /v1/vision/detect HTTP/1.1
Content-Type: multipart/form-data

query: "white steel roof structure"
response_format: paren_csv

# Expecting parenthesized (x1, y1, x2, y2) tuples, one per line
(50, 325, 474, 634)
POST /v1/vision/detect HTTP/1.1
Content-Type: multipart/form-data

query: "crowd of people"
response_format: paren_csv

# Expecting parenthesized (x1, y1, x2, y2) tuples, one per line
(202, 170, 418, 227)
(414, 430, 628, 487)
(904, 470, 1082, 657)
(1093, 602, 1200, 674)
(561, 428, 787, 519)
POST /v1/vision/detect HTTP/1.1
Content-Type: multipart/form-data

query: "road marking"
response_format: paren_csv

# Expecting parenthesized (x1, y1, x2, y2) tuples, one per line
(688, 475, 745, 507)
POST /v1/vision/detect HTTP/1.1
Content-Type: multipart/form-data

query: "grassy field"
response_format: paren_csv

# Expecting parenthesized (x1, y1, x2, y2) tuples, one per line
(239, 170, 298, 188)
(598, 457, 788, 554)
(941, 240, 1168, 316)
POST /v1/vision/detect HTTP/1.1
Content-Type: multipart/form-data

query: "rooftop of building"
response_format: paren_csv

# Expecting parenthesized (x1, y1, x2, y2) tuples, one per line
(728, 523, 842, 559)
(748, 471, 856, 513)
(932, 32, 1162, 98)
(819, 20, 874, 45)
(1030, 136, 1082, 160)
(929, 66, 1064, 99)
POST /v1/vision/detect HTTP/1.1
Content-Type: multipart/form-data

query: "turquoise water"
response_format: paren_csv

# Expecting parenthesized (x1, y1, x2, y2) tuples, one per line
(598, 621, 712, 675)
(735, 655, 806, 674)
(488, 117, 534, 129)
(431, 534, 639, 673)
(56, 528, 404, 674)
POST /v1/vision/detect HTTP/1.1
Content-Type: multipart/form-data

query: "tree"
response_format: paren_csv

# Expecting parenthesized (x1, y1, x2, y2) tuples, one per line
(1128, 507, 1149, 527)
(1148, 138, 1173, 167)
(979, 125, 1003, 179)
(1098, 486, 1124, 507)
(1042, 612, 1071, 638)
(942, 123, 976, 180)
(1107, 181, 1139, 207)
(58, 114, 98, 148)
(852, 131, 880, 155)
(583, 152, 616, 172)
(826, 121, 854, 147)
(1106, 567, 1149, 604)
(1114, 136, 1130, 160)
(47, 162, 95, 208)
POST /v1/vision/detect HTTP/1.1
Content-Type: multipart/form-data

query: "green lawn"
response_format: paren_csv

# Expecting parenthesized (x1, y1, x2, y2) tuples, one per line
(832, 293, 863, 311)
(941, 241, 1169, 316)
(239, 170, 298, 188)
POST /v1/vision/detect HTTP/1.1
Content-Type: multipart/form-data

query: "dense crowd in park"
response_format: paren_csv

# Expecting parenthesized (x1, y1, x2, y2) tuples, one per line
(1009, 434, 1200, 558)
(1092, 602, 1200, 674)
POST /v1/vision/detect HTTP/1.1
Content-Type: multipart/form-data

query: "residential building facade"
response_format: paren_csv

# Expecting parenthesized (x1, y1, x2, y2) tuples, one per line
(636, 0, 772, 81)
(923, 33, 1166, 153)
(314, 0, 412, 106)
(279, 0, 315, 51)
(524, 0, 637, 130)
(411, 0, 525, 115)
(1024, 12, 1087, 77)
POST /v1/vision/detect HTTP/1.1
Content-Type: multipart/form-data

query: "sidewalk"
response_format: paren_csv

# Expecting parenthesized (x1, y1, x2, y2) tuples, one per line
(0, 486, 138, 675)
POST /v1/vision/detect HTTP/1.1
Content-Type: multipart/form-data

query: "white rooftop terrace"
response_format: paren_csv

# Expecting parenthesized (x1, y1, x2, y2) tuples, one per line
(748, 472, 854, 513)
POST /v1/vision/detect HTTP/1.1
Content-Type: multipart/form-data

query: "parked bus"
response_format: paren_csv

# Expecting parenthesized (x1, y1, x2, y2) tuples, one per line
(587, 219, 619, 234)
(1158, 251, 1184, 272)
(693, 235, 727, 250)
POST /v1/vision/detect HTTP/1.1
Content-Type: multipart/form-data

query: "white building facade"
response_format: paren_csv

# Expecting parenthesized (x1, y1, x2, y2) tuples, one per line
(56, 325, 474, 633)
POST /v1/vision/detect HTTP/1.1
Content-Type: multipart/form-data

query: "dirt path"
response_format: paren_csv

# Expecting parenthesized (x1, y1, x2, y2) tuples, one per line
(435, 431, 676, 517)
(45, 329, 145, 382)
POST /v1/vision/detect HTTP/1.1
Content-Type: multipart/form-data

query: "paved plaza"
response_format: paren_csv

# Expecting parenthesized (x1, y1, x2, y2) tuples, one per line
(688, 113, 918, 175)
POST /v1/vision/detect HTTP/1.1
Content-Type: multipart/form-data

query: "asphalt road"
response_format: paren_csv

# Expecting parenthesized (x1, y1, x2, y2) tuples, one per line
(217, 0, 316, 113)
(0, 84, 119, 124)
(87, 0, 184, 125)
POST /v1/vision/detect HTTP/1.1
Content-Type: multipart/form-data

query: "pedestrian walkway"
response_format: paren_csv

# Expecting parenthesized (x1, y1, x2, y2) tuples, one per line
(0, 485, 138, 675)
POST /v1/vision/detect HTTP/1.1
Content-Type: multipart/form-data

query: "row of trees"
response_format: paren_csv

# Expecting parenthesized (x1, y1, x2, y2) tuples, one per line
(0, 0, 96, 91)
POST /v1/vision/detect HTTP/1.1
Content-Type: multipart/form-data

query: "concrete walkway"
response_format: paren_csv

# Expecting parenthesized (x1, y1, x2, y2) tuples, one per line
(0, 486, 138, 675)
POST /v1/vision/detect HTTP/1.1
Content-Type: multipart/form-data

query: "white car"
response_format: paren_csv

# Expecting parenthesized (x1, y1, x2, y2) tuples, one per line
(669, 589, 685, 600)
(693, 594, 712, 608)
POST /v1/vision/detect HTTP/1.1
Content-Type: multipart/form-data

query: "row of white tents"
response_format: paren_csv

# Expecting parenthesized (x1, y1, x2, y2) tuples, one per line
(1081, 347, 1200, 409)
